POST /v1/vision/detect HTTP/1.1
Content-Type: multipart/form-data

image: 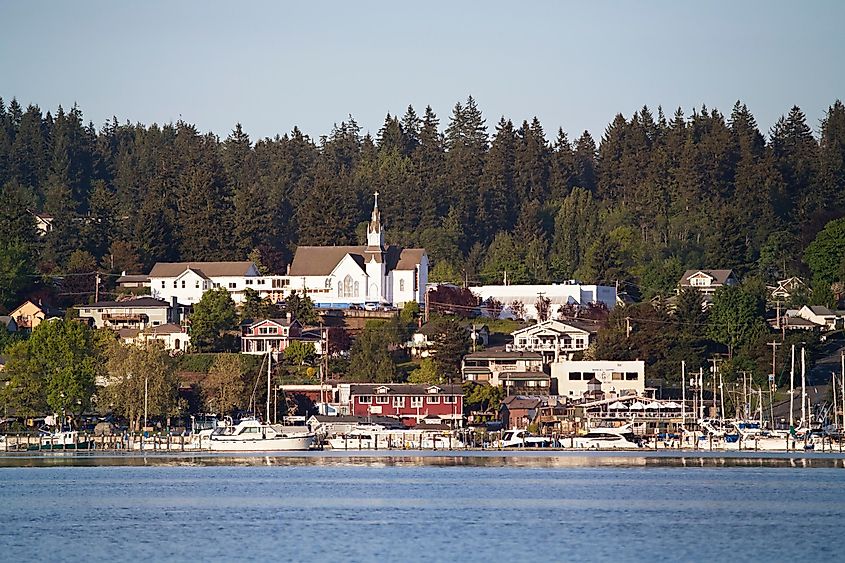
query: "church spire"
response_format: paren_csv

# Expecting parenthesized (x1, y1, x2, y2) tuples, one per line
(367, 191, 384, 249)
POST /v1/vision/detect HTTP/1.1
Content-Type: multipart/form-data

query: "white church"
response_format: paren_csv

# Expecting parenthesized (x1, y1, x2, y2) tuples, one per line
(146, 194, 428, 309)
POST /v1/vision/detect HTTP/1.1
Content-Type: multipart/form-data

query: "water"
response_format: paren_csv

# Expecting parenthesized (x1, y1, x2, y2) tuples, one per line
(0, 452, 843, 562)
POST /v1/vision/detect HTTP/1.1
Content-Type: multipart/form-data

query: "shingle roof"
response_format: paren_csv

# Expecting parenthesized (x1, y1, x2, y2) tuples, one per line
(680, 269, 736, 285)
(86, 297, 172, 309)
(116, 274, 150, 283)
(501, 396, 543, 409)
(349, 383, 463, 395)
(808, 306, 834, 316)
(464, 348, 543, 361)
(142, 323, 184, 334)
(149, 261, 256, 278)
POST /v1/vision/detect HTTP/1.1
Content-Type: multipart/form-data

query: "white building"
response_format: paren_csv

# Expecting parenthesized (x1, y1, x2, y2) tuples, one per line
(146, 195, 428, 309)
(78, 297, 182, 330)
(551, 360, 645, 399)
(510, 319, 600, 363)
(470, 282, 616, 320)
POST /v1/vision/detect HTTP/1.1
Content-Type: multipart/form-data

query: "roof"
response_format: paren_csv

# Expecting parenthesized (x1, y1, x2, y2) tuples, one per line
(0, 316, 15, 328)
(11, 300, 64, 318)
(83, 297, 173, 309)
(464, 348, 543, 361)
(808, 306, 835, 316)
(142, 323, 184, 335)
(499, 372, 551, 381)
(511, 319, 600, 337)
(248, 318, 300, 328)
(148, 261, 257, 278)
(117, 328, 140, 339)
(288, 245, 426, 276)
(349, 383, 463, 395)
(116, 274, 150, 283)
(680, 269, 736, 285)
(307, 415, 406, 428)
(501, 396, 543, 409)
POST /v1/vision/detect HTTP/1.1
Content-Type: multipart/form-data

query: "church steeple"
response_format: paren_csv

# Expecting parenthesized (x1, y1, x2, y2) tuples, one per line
(366, 191, 384, 249)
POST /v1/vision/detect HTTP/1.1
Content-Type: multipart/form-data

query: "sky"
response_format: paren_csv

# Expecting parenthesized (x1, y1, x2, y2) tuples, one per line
(2, 0, 844, 142)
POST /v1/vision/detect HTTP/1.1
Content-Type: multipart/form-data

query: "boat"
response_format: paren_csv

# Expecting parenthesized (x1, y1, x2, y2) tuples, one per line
(493, 429, 554, 448)
(205, 417, 315, 451)
(567, 425, 642, 449)
(27, 428, 95, 451)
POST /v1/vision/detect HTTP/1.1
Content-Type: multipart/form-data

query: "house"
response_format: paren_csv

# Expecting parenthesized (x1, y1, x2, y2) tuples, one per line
(0, 316, 18, 333)
(135, 323, 190, 352)
(500, 372, 552, 396)
(78, 297, 182, 330)
(499, 396, 544, 429)
(796, 305, 841, 331)
(470, 281, 617, 321)
(768, 276, 808, 303)
(678, 269, 739, 297)
(347, 383, 463, 426)
(408, 323, 489, 358)
(149, 261, 261, 305)
(31, 212, 54, 236)
(551, 360, 645, 400)
(286, 194, 428, 308)
(9, 300, 63, 332)
(509, 319, 600, 363)
(770, 315, 820, 332)
(116, 272, 151, 289)
(461, 348, 544, 386)
(240, 317, 303, 354)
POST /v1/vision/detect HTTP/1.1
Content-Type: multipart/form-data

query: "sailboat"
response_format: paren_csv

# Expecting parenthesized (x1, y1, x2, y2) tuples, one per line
(206, 350, 315, 451)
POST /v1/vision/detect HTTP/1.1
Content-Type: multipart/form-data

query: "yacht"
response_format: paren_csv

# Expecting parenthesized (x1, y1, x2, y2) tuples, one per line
(27, 427, 95, 450)
(567, 425, 642, 449)
(493, 429, 554, 448)
(206, 418, 315, 451)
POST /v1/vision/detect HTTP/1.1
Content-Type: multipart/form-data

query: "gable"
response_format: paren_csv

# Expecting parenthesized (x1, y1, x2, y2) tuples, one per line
(331, 253, 367, 277)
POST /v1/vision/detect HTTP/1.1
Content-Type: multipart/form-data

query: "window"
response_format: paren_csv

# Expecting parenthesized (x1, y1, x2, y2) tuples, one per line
(258, 279, 265, 285)
(325, 278, 332, 289)
(612, 372, 623, 381)
(173, 281, 177, 288)
(411, 396, 423, 408)
(341, 275, 354, 298)
(427, 396, 440, 404)
(181, 280, 186, 289)
(359, 395, 372, 404)
(161, 281, 166, 289)
(376, 396, 389, 404)
(229, 282, 236, 289)
(196, 281, 200, 288)
(174, 339, 180, 350)
(354, 281, 359, 297)
(246, 279, 253, 285)
(625, 372, 639, 380)
(583, 372, 595, 380)
(443, 396, 457, 404)
(569, 372, 582, 381)
(392, 396, 406, 408)
(399, 279, 405, 292)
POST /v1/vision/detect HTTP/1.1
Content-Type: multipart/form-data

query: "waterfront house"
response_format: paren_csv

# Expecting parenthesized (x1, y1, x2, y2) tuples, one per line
(461, 348, 544, 387)
(347, 383, 463, 426)
(78, 297, 182, 330)
(240, 317, 303, 354)
(551, 360, 645, 400)
(509, 319, 600, 363)
(499, 396, 543, 429)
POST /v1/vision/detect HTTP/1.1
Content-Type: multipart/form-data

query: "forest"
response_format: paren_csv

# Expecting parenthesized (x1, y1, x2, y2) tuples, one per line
(1, 95, 844, 309)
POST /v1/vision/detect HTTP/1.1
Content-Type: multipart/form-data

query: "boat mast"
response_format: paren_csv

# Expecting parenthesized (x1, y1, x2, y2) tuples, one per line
(681, 361, 686, 426)
(841, 352, 844, 432)
(801, 347, 806, 428)
(267, 348, 272, 424)
(790, 344, 795, 428)
(833, 371, 837, 432)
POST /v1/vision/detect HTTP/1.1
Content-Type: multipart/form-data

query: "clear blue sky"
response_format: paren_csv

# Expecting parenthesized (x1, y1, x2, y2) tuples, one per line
(2, 0, 843, 142)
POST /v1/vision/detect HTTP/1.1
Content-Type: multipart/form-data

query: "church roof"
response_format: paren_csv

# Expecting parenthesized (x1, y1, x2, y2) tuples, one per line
(289, 245, 425, 276)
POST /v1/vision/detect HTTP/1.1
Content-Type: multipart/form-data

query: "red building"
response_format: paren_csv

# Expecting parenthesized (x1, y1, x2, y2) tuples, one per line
(240, 318, 304, 354)
(348, 383, 463, 426)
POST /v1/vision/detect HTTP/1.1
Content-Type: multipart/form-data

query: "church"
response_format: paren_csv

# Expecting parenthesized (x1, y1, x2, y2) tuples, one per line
(285, 193, 429, 308)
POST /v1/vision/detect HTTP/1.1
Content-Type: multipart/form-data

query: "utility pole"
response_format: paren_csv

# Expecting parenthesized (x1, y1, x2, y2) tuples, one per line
(424, 288, 430, 324)
(625, 317, 631, 339)
(94, 272, 101, 302)
(537, 292, 545, 321)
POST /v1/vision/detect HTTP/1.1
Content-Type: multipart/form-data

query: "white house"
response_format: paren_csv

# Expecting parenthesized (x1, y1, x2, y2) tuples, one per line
(796, 305, 841, 331)
(78, 297, 182, 330)
(470, 282, 616, 321)
(509, 319, 600, 363)
(551, 360, 645, 399)
(135, 323, 191, 352)
(149, 261, 261, 305)
(678, 269, 738, 297)
(461, 348, 545, 387)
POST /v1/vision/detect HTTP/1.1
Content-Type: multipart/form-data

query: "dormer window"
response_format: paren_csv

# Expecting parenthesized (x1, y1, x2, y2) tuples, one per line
(376, 386, 390, 394)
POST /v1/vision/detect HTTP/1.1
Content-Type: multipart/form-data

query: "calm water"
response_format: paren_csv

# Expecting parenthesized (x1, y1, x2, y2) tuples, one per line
(0, 452, 843, 562)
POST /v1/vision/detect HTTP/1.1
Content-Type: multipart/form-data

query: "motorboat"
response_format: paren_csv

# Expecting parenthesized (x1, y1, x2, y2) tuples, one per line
(205, 418, 315, 451)
(567, 425, 642, 449)
(327, 425, 465, 450)
(493, 429, 554, 448)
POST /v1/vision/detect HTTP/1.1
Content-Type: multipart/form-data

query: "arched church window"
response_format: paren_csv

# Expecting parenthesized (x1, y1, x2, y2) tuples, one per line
(354, 281, 359, 297)
(342, 275, 353, 298)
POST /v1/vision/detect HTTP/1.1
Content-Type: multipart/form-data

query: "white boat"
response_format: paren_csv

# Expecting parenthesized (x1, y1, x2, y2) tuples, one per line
(567, 425, 642, 449)
(493, 429, 554, 448)
(206, 418, 315, 451)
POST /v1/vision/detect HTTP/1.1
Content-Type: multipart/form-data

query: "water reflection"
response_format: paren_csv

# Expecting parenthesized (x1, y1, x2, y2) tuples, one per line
(1, 450, 844, 468)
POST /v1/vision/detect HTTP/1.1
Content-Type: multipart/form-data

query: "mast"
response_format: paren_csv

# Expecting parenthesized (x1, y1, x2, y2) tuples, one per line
(833, 371, 837, 432)
(267, 348, 272, 424)
(789, 345, 795, 428)
(841, 352, 844, 432)
(801, 347, 806, 428)
(681, 361, 686, 426)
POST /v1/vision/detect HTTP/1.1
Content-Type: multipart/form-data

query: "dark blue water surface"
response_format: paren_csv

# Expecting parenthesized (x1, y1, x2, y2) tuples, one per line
(0, 452, 843, 562)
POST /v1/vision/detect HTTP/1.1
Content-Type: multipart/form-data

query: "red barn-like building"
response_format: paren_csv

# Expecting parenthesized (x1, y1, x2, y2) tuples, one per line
(348, 383, 463, 426)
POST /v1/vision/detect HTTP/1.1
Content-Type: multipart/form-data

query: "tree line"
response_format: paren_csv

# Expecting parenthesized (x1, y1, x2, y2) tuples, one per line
(1, 96, 844, 311)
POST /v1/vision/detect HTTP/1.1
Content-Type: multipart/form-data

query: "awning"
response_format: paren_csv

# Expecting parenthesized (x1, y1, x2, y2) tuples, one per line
(629, 401, 645, 410)
(608, 401, 628, 410)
